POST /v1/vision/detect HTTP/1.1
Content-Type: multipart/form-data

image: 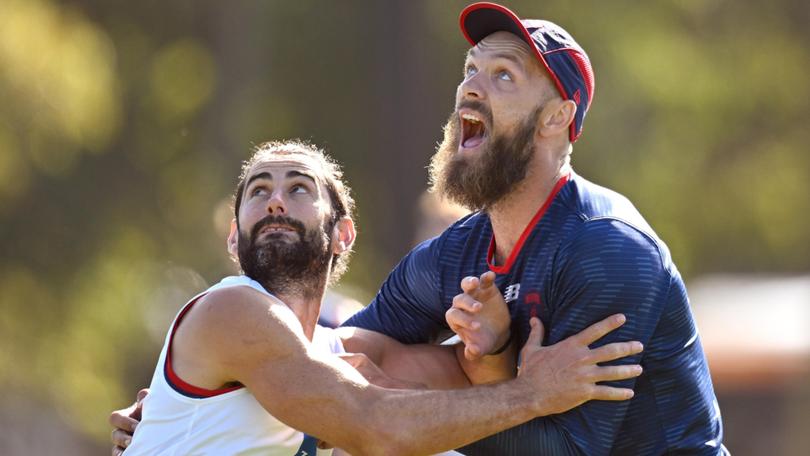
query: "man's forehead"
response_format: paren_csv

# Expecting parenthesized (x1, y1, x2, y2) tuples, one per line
(246, 155, 325, 182)
(468, 31, 533, 60)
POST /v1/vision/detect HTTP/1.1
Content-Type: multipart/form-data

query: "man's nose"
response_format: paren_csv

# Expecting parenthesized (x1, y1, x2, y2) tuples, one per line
(266, 191, 287, 214)
(459, 72, 485, 101)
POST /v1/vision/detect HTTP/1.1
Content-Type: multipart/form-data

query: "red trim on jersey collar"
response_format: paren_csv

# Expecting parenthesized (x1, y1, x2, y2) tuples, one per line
(487, 173, 571, 274)
(164, 293, 244, 398)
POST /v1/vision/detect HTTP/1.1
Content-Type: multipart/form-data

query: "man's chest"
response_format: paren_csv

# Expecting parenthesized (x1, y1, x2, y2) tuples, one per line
(439, 240, 559, 344)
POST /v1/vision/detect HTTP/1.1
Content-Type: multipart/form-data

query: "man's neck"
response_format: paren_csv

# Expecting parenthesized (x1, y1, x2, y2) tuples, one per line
(488, 147, 571, 266)
(262, 278, 328, 341)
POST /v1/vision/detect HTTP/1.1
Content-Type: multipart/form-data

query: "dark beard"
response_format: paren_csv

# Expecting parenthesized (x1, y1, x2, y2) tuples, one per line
(429, 101, 541, 211)
(237, 214, 333, 300)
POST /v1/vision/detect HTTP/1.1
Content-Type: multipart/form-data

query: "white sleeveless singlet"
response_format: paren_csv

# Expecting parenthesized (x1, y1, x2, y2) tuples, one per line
(124, 275, 342, 456)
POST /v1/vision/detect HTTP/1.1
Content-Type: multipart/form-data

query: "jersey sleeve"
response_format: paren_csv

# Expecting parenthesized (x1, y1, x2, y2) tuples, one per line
(342, 237, 449, 344)
(458, 417, 582, 456)
(543, 218, 672, 455)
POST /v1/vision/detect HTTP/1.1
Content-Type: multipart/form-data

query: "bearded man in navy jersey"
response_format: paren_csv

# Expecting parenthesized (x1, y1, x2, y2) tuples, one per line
(344, 3, 726, 455)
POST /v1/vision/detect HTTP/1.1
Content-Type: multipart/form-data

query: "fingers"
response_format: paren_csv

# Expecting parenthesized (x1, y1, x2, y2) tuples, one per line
(589, 385, 635, 401)
(572, 313, 626, 345)
(590, 341, 644, 364)
(109, 409, 139, 434)
(446, 307, 481, 332)
(451, 293, 481, 313)
(136, 388, 150, 403)
(111, 429, 133, 449)
(460, 272, 498, 298)
(590, 364, 643, 382)
(113, 446, 124, 456)
(478, 271, 496, 290)
(459, 276, 480, 294)
(523, 317, 545, 348)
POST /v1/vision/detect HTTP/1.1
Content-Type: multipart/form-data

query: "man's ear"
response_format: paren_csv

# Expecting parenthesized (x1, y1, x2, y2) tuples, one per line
(539, 98, 577, 138)
(227, 219, 238, 258)
(331, 216, 356, 254)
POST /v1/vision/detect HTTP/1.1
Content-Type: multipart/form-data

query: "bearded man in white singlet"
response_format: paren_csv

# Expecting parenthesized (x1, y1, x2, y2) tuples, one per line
(118, 140, 644, 456)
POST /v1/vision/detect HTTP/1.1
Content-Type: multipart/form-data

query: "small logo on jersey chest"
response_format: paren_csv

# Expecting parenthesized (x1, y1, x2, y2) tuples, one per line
(524, 291, 542, 318)
(503, 283, 521, 302)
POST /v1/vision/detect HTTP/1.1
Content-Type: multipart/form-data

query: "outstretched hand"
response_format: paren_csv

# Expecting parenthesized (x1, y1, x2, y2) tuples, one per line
(517, 314, 644, 416)
(446, 271, 511, 360)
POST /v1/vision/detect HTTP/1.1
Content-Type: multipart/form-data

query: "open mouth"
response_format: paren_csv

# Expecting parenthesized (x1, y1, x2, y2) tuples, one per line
(259, 224, 296, 236)
(460, 112, 487, 149)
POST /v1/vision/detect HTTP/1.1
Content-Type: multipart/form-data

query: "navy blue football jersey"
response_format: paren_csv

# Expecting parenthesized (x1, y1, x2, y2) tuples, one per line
(344, 172, 726, 455)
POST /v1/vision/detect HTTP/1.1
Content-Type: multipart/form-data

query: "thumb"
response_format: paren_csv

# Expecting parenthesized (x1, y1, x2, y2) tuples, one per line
(136, 388, 150, 403)
(479, 271, 496, 289)
(524, 317, 545, 348)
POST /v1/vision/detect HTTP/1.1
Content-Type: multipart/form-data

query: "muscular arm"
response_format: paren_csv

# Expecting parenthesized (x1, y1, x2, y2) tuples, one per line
(112, 284, 643, 455)
(193, 286, 542, 455)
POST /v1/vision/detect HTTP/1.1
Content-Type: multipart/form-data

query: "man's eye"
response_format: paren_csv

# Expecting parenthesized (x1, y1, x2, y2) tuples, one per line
(465, 65, 478, 78)
(497, 70, 512, 81)
(290, 184, 308, 194)
(251, 187, 267, 196)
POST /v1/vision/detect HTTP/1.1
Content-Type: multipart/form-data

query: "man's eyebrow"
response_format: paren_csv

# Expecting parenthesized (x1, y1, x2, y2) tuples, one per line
(286, 170, 317, 186)
(246, 172, 272, 187)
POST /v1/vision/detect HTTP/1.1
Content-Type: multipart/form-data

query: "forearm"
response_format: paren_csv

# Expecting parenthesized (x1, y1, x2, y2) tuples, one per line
(247, 351, 538, 455)
(361, 380, 539, 455)
(339, 327, 471, 390)
(454, 338, 517, 385)
(378, 342, 471, 389)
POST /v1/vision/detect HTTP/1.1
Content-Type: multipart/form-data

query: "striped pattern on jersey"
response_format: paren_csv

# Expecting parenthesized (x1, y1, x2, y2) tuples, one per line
(345, 172, 727, 455)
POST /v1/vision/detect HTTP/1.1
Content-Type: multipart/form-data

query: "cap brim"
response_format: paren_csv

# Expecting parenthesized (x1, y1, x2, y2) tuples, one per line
(460, 2, 533, 49)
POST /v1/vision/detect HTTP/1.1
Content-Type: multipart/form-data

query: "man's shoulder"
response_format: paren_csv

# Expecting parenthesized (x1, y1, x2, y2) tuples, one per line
(562, 174, 651, 229)
(558, 174, 670, 256)
(184, 286, 294, 349)
(173, 286, 308, 384)
(200, 283, 276, 309)
(554, 174, 677, 272)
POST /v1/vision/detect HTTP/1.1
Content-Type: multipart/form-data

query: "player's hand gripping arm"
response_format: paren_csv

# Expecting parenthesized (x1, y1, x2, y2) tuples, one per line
(109, 389, 148, 456)
(446, 270, 517, 384)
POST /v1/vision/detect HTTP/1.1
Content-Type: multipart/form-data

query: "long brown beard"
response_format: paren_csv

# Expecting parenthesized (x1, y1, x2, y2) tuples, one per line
(238, 214, 333, 300)
(429, 105, 542, 211)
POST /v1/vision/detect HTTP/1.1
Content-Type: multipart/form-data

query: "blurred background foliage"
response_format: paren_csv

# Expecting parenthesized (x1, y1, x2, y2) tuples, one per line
(0, 0, 808, 454)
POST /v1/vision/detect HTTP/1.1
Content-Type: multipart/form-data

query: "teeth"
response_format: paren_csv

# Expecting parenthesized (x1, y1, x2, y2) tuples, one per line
(263, 226, 291, 233)
(461, 113, 482, 124)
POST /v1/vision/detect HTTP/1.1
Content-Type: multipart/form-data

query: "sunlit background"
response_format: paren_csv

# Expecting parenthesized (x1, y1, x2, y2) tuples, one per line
(0, 1, 808, 454)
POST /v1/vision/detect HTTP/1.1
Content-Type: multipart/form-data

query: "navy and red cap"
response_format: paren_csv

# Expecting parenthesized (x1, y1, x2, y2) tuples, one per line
(460, 2, 595, 142)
